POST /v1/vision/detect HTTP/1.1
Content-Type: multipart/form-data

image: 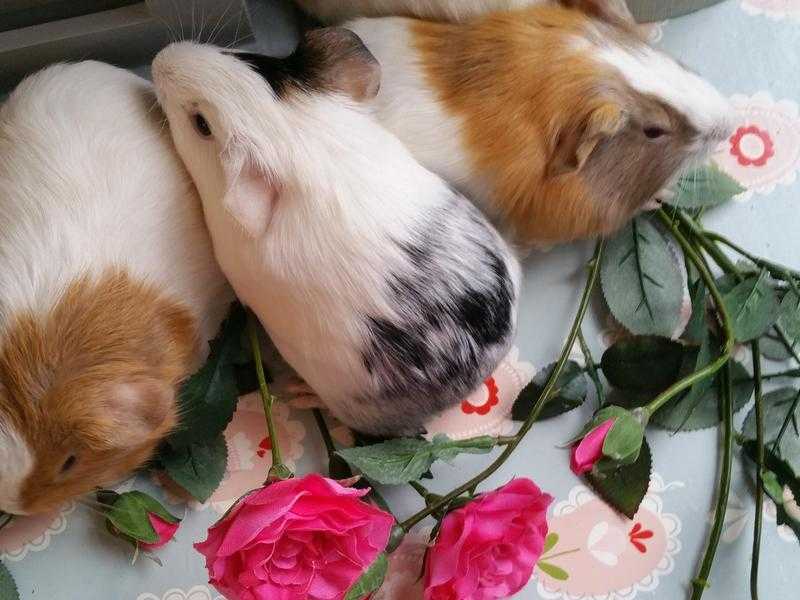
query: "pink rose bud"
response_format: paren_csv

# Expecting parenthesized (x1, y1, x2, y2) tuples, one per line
(570, 418, 616, 476)
(139, 514, 180, 551)
(424, 478, 553, 600)
(195, 474, 394, 600)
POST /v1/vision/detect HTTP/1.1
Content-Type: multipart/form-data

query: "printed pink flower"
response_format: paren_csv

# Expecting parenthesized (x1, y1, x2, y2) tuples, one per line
(730, 125, 775, 167)
(195, 474, 394, 600)
(570, 419, 615, 476)
(424, 478, 553, 600)
(139, 514, 180, 550)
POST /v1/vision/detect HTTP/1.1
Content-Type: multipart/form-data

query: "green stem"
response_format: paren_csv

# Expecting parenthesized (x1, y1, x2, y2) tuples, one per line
(705, 232, 800, 283)
(540, 548, 581, 561)
(758, 369, 800, 380)
(750, 341, 764, 600)
(312, 409, 336, 459)
(672, 210, 740, 276)
(408, 481, 430, 501)
(399, 241, 604, 532)
(494, 436, 517, 446)
(772, 388, 800, 455)
(649, 210, 735, 416)
(690, 363, 734, 600)
(577, 327, 605, 407)
(248, 315, 285, 474)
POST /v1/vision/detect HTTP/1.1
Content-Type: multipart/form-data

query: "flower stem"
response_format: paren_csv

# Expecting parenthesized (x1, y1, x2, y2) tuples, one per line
(247, 314, 287, 477)
(539, 548, 581, 561)
(690, 362, 734, 600)
(398, 241, 604, 532)
(704, 231, 800, 283)
(648, 210, 735, 416)
(409, 481, 430, 501)
(312, 409, 336, 460)
(577, 327, 605, 407)
(750, 341, 764, 600)
(772, 388, 800, 454)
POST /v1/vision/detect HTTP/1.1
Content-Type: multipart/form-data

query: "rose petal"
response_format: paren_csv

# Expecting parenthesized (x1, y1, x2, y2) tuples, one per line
(571, 418, 615, 475)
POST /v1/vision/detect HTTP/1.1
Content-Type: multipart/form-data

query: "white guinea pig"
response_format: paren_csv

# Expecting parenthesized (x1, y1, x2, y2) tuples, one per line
(345, 2, 735, 244)
(295, 0, 635, 23)
(151, 29, 521, 437)
(0, 62, 232, 515)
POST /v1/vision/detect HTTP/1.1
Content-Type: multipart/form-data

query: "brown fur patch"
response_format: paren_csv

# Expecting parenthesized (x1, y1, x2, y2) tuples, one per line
(0, 270, 197, 514)
(411, 6, 695, 243)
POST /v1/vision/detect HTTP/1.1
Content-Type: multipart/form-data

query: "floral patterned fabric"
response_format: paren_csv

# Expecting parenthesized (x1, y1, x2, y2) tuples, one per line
(2, 1, 800, 598)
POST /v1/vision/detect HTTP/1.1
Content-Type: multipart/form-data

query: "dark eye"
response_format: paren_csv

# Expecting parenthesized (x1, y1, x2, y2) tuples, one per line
(60, 455, 77, 474)
(192, 113, 212, 138)
(644, 126, 667, 139)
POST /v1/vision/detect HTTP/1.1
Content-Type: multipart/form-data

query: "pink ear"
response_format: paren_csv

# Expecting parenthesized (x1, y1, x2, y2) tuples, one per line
(223, 159, 280, 238)
(107, 379, 175, 447)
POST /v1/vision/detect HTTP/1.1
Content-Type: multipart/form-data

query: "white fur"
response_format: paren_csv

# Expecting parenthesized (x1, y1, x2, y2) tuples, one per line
(297, 0, 543, 22)
(0, 62, 232, 346)
(152, 42, 519, 433)
(0, 422, 34, 515)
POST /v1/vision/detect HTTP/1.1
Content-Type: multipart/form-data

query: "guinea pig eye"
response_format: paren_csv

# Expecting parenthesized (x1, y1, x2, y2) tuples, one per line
(192, 113, 213, 138)
(60, 455, 77, 474)
(644, 126, 668, 140)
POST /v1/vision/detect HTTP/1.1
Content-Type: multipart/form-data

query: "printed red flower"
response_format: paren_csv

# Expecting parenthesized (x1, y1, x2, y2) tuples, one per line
(256, 436, 272, 458)
(730, 125, 775, 167)
(628, 522, 654, 554)
(461, 377, 499, 415)
(195, 474, 394, 600)
(424, 478, 553, 600)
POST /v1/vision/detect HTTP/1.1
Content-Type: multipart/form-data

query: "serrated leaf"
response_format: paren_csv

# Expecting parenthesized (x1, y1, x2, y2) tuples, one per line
(760, 331, 796, 362)
(107, 491, 179, 544)
(161, 434, 228, 502)
(168, 303, 247, 448)
(0, 562, 19, 600)
(669, 334, 715, 432)
(537, 561, 569, 581)
(601, 217, 684, 337)
(345, 553, 389, 600)
(602, 414, 645, 464)
(722, 272, 780, 343)
(601, 336, 686, 392)
(336, 435, 495, 486)
(513, 361, 587, 421)
(742, 387, 800, 478)
(667, 164, 745, 209)
(651, 361, 753, 431)
(779, 290, 800, 343)
(684, 279, 708, 344)
(587, 439, 652, 519)
(543, 532, 559, 554)
(742, 441, 800, 538)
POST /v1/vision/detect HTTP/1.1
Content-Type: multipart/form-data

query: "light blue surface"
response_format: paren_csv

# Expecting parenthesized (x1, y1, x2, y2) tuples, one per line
(2, 1, 799, 599)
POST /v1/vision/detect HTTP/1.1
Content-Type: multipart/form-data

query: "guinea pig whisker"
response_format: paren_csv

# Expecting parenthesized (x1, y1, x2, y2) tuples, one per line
(208, 0, 236, 46)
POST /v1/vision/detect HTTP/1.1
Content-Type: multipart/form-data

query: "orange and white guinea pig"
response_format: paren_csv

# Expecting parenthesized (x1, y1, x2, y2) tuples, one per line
(341, 1, 735, 244)
(0, 62, 233, 515)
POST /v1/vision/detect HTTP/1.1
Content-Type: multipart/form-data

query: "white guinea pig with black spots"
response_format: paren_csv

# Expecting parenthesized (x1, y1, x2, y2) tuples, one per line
(345, 1, 735, 244)
(151, 28, 521, 437)
(0, 62, 233, 515)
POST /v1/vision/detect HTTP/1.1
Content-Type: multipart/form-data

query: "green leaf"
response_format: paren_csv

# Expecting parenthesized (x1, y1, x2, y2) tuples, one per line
(587, 438, 652, 519)
(666, 163, 745, 209)
(336, 435, 494, 486)
(742, 441, 800, 538)
(345, 553, 389, 600)
(779, 290, 800, 343)
(513, 361, 588, 421)
(602, 414, 645, 464)
(722, 272, 780, 343)
(742, 387, 800, 478)
(668, 334, 716, 432)
(759, 331, 796, 362)
(601, 217, 684, 337)
(601, 336, 686, 393)
(761, 470, 785, 505)
(0, 562, 19, 600)
(543, 532, 559, 554)
(106, 491, 180, 544)
(168, 303, 248, 448)
(684, 279, 708, 344)
(537, 561, 569, 581)
(161, 434, 228, 502)
(651, 361, 753, 431)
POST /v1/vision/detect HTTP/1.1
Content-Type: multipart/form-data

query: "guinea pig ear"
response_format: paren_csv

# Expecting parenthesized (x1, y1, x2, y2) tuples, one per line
(547, 103, 628, 178)
(105, 379, 175, 448)
(222, 150, 280, 239)
(299, 27, 381, 102)
(559, 0, 636, 25)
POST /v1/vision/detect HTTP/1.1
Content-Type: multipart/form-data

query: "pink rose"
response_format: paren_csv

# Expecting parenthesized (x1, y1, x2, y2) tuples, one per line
(424, 478, 553, 600)
(139, 513, 180, 550)
(195, 474, 394, 600)
(570, 418, 615, 475)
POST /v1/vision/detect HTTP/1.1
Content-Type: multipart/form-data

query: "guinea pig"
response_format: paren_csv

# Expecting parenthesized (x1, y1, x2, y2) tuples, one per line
(295, 0, 634, 23)
(345, 1, 736, 244)
(0, 62, 233, 515)
(151, 28, 521, 437)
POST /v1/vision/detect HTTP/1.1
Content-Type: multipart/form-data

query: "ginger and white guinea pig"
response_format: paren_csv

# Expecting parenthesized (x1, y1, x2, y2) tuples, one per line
(0, 62, 233, 515)
(345, 2, 735, 244)
(151, 28, 520, 437)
